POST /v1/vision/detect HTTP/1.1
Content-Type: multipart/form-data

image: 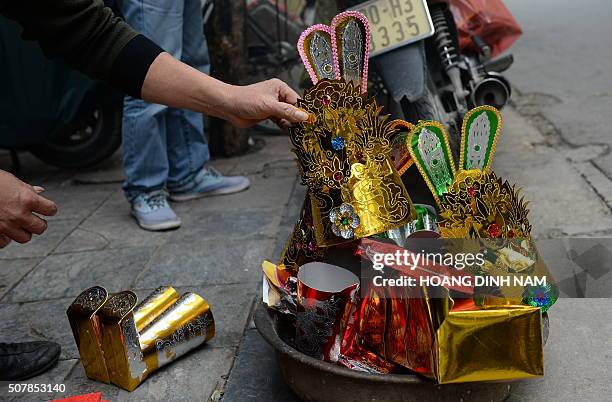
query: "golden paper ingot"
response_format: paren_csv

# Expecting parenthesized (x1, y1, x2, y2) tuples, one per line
(66, 286, 110, 384)
(133, 286, 180, 332)
(68, 286, 215, 391)
(139, 292, 214, 352)
(97, 290, 143, 391)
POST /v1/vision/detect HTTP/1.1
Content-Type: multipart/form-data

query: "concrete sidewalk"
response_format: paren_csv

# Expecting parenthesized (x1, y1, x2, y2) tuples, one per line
(1, 106, 611, 401)
(0, 134, 300, 401)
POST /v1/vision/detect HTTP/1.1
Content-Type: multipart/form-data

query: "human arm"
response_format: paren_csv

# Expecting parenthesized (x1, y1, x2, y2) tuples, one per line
(0, 0, 307, 126)
(141, 53, 308, 127)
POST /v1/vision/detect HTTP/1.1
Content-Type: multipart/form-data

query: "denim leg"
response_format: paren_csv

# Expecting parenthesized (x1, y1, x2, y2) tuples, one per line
(166, 0, 211, 190)
(122, 101, 169, 201)
(120, 0, 185, 201)
(182, 0, 211, 75)
(165, 108, 210, 189)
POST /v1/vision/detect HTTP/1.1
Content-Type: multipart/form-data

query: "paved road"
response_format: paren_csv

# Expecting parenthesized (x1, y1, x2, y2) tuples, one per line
(505, 0, 612, 220)
(0, 136, 301, 401)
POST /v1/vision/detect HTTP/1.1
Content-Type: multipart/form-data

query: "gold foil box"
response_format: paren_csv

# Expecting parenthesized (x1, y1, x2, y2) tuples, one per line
(67, 286, 215, 391)
(434, 304, 544, 384)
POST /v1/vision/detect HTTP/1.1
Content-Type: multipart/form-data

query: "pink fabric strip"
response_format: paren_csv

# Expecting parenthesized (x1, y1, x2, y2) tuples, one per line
(331, 11, 372, 94)
(297, 24, 338, 86)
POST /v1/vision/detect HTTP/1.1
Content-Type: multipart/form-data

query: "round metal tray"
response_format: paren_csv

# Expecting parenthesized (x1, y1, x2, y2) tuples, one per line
(254, 303, 537, 402)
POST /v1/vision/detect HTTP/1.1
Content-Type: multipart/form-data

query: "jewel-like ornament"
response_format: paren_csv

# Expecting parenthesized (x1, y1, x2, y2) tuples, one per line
(355, 151, 365, 162)
(330, 203, 360, 239)
(307, 241, 317, 253)
(487, 223, 500, 238)
(322, 95, 331, 106)
(467, 186, 476, 197)
(522, 283, 559, 313)
(333, 171, 344, 181)
(331, 136, 345, 150)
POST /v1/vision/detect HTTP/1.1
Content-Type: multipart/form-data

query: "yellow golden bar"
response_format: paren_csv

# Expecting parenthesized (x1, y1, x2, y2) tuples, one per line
(133, 286, 180, 332)
(66, 286, 110, 384)
(68, 286, 215, 391)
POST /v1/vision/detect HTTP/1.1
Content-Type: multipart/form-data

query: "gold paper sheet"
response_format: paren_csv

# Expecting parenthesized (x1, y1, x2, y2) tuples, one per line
(435, 305, 544, 384)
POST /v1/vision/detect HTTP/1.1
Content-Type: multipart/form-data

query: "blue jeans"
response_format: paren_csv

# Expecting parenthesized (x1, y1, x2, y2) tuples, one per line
(121, 0, 211, 201)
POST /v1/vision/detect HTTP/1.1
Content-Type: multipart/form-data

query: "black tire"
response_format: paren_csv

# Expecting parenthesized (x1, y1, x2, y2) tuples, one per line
(400, 79, 460, 148)
(29, 100, 122, 169)
(399, 77, 460, 206)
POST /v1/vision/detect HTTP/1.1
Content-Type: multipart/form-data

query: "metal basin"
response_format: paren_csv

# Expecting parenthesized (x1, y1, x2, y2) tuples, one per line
(254, 303, 542, 402)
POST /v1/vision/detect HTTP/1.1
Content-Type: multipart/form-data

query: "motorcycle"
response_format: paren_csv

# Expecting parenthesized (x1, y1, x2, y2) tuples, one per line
(239, 0, 518, 143)
(339, 0, 519, 203)
(341, 0, 515, 131)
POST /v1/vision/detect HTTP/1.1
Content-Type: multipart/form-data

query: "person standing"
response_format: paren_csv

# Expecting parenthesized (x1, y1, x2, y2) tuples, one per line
(0, 0, 307, 379)
(120, 0, 249, 231)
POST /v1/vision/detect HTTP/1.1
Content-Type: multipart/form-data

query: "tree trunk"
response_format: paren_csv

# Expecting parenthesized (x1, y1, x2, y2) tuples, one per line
(205, 0, 250, 156)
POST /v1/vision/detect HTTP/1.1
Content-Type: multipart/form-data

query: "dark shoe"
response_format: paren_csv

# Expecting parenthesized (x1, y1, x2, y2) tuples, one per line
(0, 341, 61, 381)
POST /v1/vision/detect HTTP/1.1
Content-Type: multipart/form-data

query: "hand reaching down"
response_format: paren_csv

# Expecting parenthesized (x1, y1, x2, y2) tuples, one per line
(0, 170, 57, 247)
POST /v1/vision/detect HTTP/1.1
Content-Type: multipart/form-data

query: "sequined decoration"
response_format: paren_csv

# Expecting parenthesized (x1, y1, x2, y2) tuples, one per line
(466, 112, 490, 170)
(522, 283, 559, 313)
(418, 128, 454, 196)
(340, 19, 363, 86)
(438, 171, 532, 239)
(331, 11, 371, 93)
(310, 32, 336, 80)
(331, 136, 345, 150)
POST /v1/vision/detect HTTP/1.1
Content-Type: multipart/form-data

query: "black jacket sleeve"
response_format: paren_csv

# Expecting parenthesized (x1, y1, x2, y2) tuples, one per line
(0, 0, 163, 98)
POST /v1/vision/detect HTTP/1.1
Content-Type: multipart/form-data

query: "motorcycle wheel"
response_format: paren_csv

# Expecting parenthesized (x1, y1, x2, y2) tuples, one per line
(400, 78, 460, 148)
(399, 77, 460, 206)
(29, 101, 122, 169)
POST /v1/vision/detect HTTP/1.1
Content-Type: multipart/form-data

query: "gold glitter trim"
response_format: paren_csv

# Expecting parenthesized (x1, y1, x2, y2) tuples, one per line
(406, 120, 457, 209)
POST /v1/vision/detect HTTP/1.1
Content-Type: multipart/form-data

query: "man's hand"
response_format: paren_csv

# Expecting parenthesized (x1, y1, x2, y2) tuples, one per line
(141, 54, 308, 130)
(221, 79, 309, 129)
(0, 170, 57, 247)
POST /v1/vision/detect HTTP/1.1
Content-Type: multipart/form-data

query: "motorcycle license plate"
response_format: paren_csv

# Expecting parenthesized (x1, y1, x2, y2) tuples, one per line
(350, 0, 434, 57)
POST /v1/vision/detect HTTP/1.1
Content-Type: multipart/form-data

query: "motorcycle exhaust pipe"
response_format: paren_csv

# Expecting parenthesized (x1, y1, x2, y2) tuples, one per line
(470, 73, 512, 110)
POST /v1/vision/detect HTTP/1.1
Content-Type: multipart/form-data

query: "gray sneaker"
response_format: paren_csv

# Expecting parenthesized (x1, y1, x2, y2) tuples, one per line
(169, 166, 250, 202)
(131, 190, 181, 231)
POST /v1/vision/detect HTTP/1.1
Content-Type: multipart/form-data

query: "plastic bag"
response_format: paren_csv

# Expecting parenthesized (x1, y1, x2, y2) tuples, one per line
(449, 0, 522, 57)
